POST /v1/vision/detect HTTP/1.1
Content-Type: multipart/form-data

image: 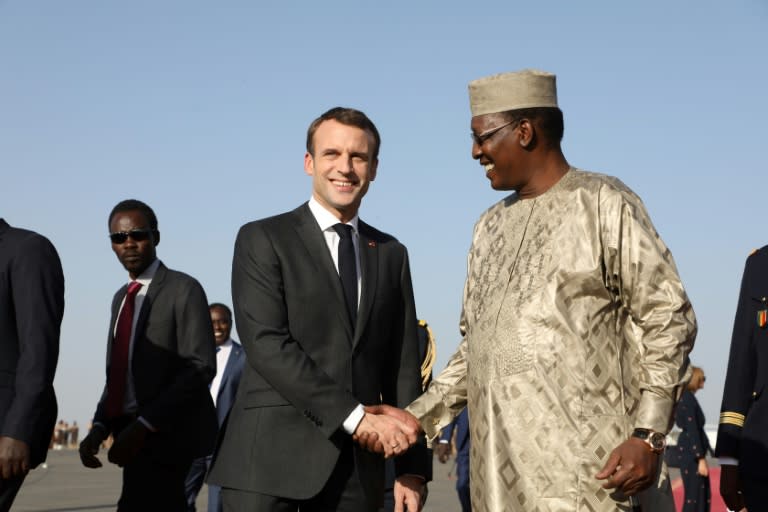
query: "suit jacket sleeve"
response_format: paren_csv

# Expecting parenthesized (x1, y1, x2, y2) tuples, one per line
(232, 222, 359, 439)
(1, 233, 63, 443)
(716, 252, 759, 459)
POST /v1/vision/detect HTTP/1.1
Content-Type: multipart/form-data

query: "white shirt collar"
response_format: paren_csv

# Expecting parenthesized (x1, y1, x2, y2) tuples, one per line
(308, 197, 359, 234)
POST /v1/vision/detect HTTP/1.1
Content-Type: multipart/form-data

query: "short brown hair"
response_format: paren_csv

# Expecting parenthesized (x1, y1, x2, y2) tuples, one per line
(306, 107, 381, 160)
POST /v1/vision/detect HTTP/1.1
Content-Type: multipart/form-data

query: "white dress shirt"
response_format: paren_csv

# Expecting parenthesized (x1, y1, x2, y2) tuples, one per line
(209, 338, 234, 407)
(307, 197, 365, 434)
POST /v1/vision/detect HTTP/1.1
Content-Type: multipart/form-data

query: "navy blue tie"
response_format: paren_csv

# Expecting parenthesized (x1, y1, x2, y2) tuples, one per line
(333, 223, 357, 327)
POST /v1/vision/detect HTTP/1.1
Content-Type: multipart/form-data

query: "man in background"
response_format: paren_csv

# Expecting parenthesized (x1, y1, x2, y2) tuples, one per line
(0, 219, 64, 512)
(717, 245, 768, 510)
(79, 199, 217, 511)
(185, 303, 244, 512)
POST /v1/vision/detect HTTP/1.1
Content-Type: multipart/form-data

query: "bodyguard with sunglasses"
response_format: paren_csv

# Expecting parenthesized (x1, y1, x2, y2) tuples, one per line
(79, 199, 217, 511)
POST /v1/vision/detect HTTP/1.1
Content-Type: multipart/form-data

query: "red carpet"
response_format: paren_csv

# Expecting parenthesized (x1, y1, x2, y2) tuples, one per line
(671, 467, 728, 511)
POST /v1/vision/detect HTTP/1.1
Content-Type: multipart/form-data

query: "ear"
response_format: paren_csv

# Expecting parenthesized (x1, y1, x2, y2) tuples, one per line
(518, 118, 534, 148)
(369, 158, 378, 182)
(153, 230, 161, 247)
(304, 152, 315, 176)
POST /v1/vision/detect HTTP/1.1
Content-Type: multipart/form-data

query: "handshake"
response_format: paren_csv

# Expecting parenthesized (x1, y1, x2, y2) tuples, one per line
(352, 405, 422, 458)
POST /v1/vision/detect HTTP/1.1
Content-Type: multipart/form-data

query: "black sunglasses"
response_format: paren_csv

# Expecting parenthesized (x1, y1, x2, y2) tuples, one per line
(109, 229, 154, 244)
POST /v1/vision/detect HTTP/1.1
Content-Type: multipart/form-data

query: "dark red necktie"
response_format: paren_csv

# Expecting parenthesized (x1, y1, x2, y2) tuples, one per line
(106, 281, 142, 418)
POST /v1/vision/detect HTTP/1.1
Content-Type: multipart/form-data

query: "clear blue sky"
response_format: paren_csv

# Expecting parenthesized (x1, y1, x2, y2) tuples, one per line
(1, 1, 766, 429)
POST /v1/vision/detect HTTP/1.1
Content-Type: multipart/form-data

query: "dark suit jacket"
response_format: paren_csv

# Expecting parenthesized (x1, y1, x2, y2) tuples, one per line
(214, 340, 245, 427)
(92, 261, 218, 460)
(209, 203, 428, 501)
(0, 219, 63, 468)
(716, 245, 768, 478)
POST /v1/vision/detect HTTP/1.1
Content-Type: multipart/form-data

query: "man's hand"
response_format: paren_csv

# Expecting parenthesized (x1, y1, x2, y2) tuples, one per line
(435, 442, 451, 464)
(595, 438, 658, 496)
(79, 424, 108, 468)
(0, 436, 30, 479)
(364, 404, 422, 433)
(107, 421, 148, 467)
(720, 464, 746, 511)
(394, 475, 426, 512)
(352, 409, 418, 458)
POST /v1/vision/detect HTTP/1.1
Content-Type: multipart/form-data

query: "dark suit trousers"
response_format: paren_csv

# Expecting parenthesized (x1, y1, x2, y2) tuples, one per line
(113, 418, 194, 512)
(0, 475, 25, 512)
(221, 440, 375, 512)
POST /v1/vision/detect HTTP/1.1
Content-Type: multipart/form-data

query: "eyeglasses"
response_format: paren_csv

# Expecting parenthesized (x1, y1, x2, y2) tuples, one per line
(109, 229, 154, 244)
(471, 119, 519, 146)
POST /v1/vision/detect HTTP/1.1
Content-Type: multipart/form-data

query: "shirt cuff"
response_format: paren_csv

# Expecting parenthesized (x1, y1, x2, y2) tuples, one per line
(138, 417, 157, 432)
(438, 440, 449, 444)
(342, 404, 365, 435)
(718, 456, 739, 466)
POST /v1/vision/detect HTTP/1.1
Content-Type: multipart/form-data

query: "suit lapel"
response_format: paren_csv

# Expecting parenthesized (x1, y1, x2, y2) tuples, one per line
(134, 262, 166, 341)
(354, 222, 378, 347)
(293, 205, 353, 340)
(216, 344, 237, 399)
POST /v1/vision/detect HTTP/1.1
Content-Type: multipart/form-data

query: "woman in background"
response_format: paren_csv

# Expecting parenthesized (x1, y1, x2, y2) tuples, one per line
(675, 366, 712, 512)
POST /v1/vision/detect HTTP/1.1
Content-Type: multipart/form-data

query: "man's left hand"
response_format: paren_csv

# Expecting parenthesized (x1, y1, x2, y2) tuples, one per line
(0, 436, 30, 479)
(595, 437, 658, 496)
(107, 421, 148, 467)
(394, 475, 426, 512)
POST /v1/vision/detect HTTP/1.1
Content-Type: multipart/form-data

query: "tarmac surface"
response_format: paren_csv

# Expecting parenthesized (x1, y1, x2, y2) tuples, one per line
(13, 450, 723, 512)
(12, 449, 463, 512)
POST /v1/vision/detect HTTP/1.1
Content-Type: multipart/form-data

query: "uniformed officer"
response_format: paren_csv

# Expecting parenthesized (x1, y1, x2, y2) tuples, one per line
(716, 245, 768, 510)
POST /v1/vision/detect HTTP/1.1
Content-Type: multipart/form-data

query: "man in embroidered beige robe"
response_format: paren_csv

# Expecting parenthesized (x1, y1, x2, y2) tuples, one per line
(365, 70, 697, 511)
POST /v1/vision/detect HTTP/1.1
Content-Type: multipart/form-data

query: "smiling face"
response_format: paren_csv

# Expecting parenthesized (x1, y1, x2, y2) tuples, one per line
(471, 113, 530, 191)
(210, 305, 232, 346)
(109, 210, 158, 279)
(304, 119, 378, 222)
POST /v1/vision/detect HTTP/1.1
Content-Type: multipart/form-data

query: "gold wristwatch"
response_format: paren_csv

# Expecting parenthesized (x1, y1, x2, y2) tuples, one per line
(631, 428, 666, 454)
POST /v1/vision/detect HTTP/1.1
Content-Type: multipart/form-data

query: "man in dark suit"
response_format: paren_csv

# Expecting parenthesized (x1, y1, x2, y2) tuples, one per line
(185, 303, 245, 512)
(0, 219, 64, 512)
(716, 245, 768, 510)
(436, 409, 470, 512)
(78, 199, 218, 512)
(208, 107, 427, 511)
